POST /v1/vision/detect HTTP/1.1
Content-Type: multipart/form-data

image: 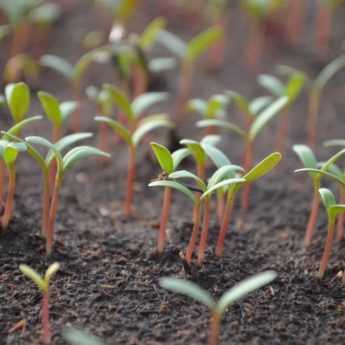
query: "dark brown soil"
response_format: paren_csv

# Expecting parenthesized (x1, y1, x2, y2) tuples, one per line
(1, 1, 345, 345)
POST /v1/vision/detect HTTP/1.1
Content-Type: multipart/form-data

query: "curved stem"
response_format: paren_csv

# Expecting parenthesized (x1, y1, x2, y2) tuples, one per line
(216, 190, 235, 257)
(124, 145, 136, 217)
(185, 200, 201, 264)
(1, 166, 16, 230)
(208, 312, 221, 345)
(157, 187, 172, 254)
(41, 292, 51, 345)
(197, 197, 211, 265)
(319, 218, 335, 278)
(304, 188, 320, 248)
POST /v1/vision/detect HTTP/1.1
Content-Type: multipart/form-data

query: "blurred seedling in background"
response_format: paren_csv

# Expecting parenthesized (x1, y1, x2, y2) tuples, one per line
(157, 26, 223, 122)
(197, 95, 287, 213)
(160, 271, 277, 345)
(4, 53, 39, 83)
(19, 262, 60, 345)
(258, 67, 305, 154)
(63, 328, 106, 345)
(95, 85, 172, 217)
(294, 145, 345, 247)
(286, 0, 305, 46)
(318, 188, 345, 278)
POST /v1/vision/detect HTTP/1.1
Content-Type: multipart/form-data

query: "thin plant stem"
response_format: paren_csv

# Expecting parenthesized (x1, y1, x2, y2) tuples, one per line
(208, 312, 221, 345)
(319, 217, 335, 278)
(71, 82, 81, 132)
(185, 200, 201, 264)
(197, 197, 211, 265)
(208, 18, 226, 70)
(132, 65, 148, 98)
(241, 139, 253, 213)
(304, 187, 320, 248)
(286, 0, 304, 46)
(0, 160, 4, 207)
(336, 186, 345, 241)
(157, 187, 172, 254)
(216, 190, 225, 225)
(275, 107, 289, 156)
(124, 145, 136, 217)
(41, 292, 51, 345)
(41, 172, 50, 238)
(307, 91, 320, 148)
(216, 190, 235, 257)
(1, 166, 16, 230)
(245, 20, 263, 72)
(315, 4, 332, 57)
(52, 126, 62, 143)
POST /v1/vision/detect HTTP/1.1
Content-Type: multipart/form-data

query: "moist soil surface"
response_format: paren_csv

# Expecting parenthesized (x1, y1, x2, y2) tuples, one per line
(1, 1, 345, 345)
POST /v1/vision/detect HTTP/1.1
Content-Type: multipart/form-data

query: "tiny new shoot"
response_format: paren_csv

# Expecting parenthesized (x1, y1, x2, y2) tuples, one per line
(19, 262, 60, 345)
(95, 88, 172, 216)
(63, 328, 106, 345)
(150, 142, 189, 254)
(318, 188, 345, 278)
(25, 136, 110, 254)
(160, 271, 277, 345)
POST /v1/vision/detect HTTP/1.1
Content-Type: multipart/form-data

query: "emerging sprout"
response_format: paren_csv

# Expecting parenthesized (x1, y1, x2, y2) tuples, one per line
(158, 26, 223, 121)
(294, 145, 345, 247)
(38, 91, 78, 141)
(307, 55, 345, 147)
(150, 142, 189, 254)
(19, 262, 60, 345)
(160, 271, 277, 345)
(197, 95, 287, 212)
(63, 328, 106, 345)
(318, 188, 345, 278)
(95, 85, 172, 216)
(24, 136, 110, 254)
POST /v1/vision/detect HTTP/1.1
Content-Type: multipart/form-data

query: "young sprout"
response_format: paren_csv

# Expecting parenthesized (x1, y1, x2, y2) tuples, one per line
(187, 94, 229, 134)
(38, 91, 78, 141)
(307, 55, 345, 147)
(197, 95, 287, 212)
(205, 152, 281, 256)
(315, 0, 345, 56)
(294, 145, 345, 247)
(160, 271, 277, 345)
(150, 142, 189, 254)
(318, 188, 345, 278)
(40, 46, 112, 131)
(95, 88, 172, 216)
(157, 26, 223, 121)
(24, 136, 110, 254)
(19, 262, 60, 345)
(63, 328, 105, 345)
(258, 69, 305, 154)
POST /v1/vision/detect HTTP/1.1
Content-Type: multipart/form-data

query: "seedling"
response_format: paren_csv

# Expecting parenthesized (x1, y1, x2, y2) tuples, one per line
(307, 55, 345, 147)
(38, 91, 78, 141)
(203, 152, 281, 256)
(157, 26, 223, 121)
(258, 68, 305, 154)
(160, 271, 277, 345)
(315, 0, 345, 56)
(40, 47, 112, 130)
(63, 328, 105, 345)
(150, 142, 189, 253)
(95, 88, 172, 216)
(24, 136, 110, 254)
(318, 188, 345, 278)
(4, 53, 39, 83)
(19, 262, 60, 345)
(187, 94, 228, 134)
(197, 96, 287, 211)
(294, 145, 345, 247)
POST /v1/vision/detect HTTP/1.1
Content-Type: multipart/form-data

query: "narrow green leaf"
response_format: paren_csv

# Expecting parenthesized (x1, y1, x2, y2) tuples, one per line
(202, 143, 230, 168)
(157, 30, 187, 59)
(149, 57, 177, 73)
(216, 271, 277, 316)
(188, 99, 207, 116)
(201, 177, 245, 199)
(38, 91, 62, 127)
(196, 119, 247, 138)
(294, 168, 345, 187)
(322, 148, 345, 171)
(60, 101, 78, 121)
(19, 264, 47, 293)
(206, 94, 228, 118)
(285, 73, 305, 103)
(159, 278, 216, 310)
(324, 139, 345, 147)
(95, 116, 132, 146)
(5, 82, 30, 123)
(319, 188, 336, 210)
(44, 262, 60, 286)
(63, 328, 106, 345)
(329, 205, 345, 219)
(63, 146, 110, 171)
(40, 54, 74, 79)
(257, 74, 285, 96)
(208, 165, 244, 188)
(139, 17, 166, 49)
(149, 180, 195, 203)
(249, 96, 273, 116)
(169, 170, 206, 191)
(244, 152, 282, 183)
(293, 144, 318, 170)
(172, 148, 190, 170)
(249, 96, 288, 140)
(226, 91, 250, 116)
(180, 139, 206, 165)
(5, 115, 42, 138)
(186, 26, 222, 63)
(131, 92, 168, 116)
(150, 142, 174, 174)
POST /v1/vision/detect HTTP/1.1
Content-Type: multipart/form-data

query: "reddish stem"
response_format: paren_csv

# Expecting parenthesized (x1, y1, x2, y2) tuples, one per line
(245, 20, 263, 73)
(41, 292, 51, 345)
(52, 126, 62, 143)
(216, 190, 225, 225)
(216, 191, 235, 257)
(207, 18, 226, 71)
(319, 218, 335, 278)
(98, 122, 110, 154)
(41, 173, 50, 238)
(0, 160, 4, 207)
(132, 65, 148, 98)
(208, 313, 221, 345)
(307, 91, 319, 148)
(315, 5, 332, 57)
(197, 197, 211, 265)
(286, 0, 304, 46)
(336, 187, 345, 242)
(71, 82, 82, 132)
(157, 187, 172, 254)
(304, 188, 320, 248)
(185, 201, 201, 264)
(1, 167, 16, 230)
(9, 22, 31, 59)
(124, 145, 136, 217)
(241, 140, 253, 213)
(275, 107, 289, 156)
